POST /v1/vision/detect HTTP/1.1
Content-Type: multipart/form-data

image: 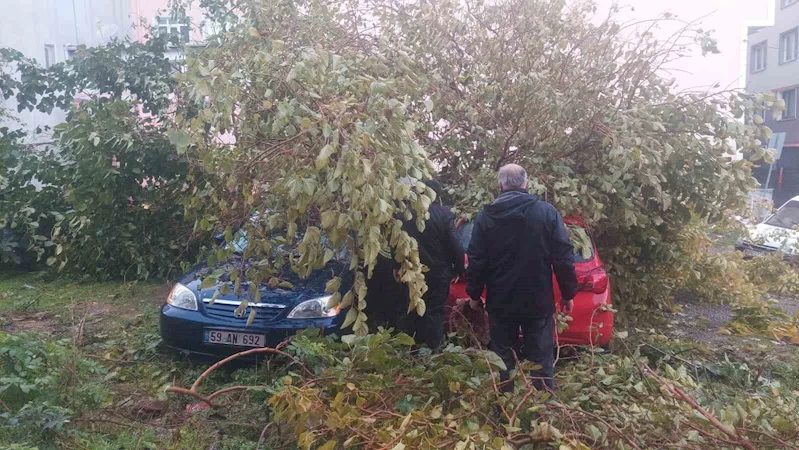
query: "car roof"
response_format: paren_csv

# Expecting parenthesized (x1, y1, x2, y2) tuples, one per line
(563, 215, 588, 229)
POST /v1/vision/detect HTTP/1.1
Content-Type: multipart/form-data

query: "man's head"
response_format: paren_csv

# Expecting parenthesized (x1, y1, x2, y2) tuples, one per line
(497, 164, 528, 192)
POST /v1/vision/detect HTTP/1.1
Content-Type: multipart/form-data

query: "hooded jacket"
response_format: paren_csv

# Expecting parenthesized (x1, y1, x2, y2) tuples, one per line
(402, 179, 465, 285)
(466, 190, 577, 318)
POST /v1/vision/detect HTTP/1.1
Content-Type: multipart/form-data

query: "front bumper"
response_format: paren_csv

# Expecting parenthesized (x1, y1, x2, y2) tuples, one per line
(734, 241, 798, 262)
(159, 304, 344, 356)
(558, 288, 613, 348)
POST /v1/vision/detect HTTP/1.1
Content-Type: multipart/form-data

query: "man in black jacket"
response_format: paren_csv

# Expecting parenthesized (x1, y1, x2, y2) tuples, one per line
(402, 179, 465, 349)
(466, 164, 577, 390)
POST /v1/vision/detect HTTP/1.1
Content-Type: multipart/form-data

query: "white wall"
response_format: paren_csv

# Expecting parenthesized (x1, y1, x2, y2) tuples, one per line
(0, 0, 131, 136)
(747, 0, 799, 93)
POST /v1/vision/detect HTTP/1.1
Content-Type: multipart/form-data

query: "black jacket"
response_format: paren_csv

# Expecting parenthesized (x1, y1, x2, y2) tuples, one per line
(402, 180, 465, 286)
(466, 190, 577, 318)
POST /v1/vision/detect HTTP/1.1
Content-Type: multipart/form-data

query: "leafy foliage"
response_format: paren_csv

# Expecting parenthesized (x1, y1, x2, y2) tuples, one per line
(0, 332, 110, 448)
(1, 36, 206, 279)
(180, 329, 799, 449)
(168, 0, 774, 332)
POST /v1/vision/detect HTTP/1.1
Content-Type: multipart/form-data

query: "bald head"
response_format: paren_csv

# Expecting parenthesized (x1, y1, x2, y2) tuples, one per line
(497, 164, 528, 191)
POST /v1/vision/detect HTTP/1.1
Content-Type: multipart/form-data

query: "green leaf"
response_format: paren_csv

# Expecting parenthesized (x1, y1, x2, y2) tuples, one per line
(326, 292, 342, 308)
(318, 441, 337, 450)
(201, 277, 217, 289)
(167, 129, 190, 151)
(482, 350, 508, 371)
(323, 248, 334, 265)
(325, 277, 342, 293)
(393, 333, 416, 346)
(246, 308, 257, 326)
(340, 290, 354, 308)
(342, 307, 358, 328)
(316, 144, 335, 170)
(208, 289, 220, 306)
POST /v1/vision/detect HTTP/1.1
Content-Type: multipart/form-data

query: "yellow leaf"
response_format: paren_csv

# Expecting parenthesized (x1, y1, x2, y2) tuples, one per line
(340, 291, 354, 308)
(342, 308, 358, 328)
(317, 440, 337, 450)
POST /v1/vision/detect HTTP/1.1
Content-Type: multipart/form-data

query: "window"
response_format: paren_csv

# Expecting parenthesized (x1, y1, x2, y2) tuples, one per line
(781, 88, 797, 120)
(782, 0, 798, 8)
(64, 45, 78, 60)
(156, 16, 190, 43)
(751, 41, 767, 73)
(781, 28, 799, 63)
(44, 44, 55, 68)
(766, 201, 799, 228)
(453, 221, 595, 262)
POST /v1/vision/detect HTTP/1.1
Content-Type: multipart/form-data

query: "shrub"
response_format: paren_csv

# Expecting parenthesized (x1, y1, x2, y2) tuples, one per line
(1, 37, 208, 280)
(0, 332, 110, 447)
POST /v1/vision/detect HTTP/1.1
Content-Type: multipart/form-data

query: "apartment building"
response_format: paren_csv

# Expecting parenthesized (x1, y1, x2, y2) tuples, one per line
(747, 0, 799, 207)
(0, 0, 132, 134)
(0, 0, 208, 136)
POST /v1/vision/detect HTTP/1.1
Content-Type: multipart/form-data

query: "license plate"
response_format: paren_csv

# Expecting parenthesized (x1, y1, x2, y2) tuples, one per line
(203, 329, 264, 347)
(744, 248, 765, 257)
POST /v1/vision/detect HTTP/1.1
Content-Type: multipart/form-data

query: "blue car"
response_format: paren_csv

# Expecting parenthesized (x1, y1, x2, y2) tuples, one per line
(160, 237, 352, 356)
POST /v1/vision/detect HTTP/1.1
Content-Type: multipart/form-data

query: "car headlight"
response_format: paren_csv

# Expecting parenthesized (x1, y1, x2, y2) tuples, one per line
(287, 296, 339, 319)
(167, 283, 198, 311)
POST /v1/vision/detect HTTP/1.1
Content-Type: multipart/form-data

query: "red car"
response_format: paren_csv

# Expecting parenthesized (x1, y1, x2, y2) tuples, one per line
(446, 217, 613, 348)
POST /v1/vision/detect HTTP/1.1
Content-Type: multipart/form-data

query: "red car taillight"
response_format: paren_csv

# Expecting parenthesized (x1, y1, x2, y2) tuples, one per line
(579, 267, 608, 294)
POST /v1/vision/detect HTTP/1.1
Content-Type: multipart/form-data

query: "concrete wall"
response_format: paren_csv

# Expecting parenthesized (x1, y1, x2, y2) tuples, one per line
(0, 0, 131, 136)
(747, 0, 799, 93)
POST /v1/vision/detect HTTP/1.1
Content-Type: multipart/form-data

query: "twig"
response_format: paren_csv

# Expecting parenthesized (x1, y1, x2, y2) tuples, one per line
(256, 423, 274, 450)
(165, 386, 223, 408)
(549, 403, 642, 450)
(190, 343, 310, 392)
(644, 365, 757, 450)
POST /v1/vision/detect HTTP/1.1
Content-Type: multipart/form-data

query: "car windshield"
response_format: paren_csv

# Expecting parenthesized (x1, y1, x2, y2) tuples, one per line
(765, 201, 799, 230)
(455, 222, 594, 262)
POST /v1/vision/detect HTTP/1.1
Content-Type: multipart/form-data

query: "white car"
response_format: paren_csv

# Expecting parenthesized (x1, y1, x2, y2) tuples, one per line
(737, 195, 799, 257)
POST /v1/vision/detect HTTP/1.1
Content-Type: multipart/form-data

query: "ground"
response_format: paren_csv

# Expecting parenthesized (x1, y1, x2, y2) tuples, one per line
(0, 272, 270, 450)
(1, 269, 798, 449)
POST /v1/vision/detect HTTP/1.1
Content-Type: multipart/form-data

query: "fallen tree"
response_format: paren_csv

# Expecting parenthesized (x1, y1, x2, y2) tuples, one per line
(166, 330, 799, 449)
(170, 0, 773, 329)
(0, 0, 780, 324)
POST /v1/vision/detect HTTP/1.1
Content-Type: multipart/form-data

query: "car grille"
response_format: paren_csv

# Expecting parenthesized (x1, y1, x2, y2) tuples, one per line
(202, 299, 284, 326)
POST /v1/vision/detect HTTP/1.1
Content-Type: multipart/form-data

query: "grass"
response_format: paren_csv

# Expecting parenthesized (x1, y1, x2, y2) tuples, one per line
(0, 272, 272, 450)
(1, 271, 798, 449)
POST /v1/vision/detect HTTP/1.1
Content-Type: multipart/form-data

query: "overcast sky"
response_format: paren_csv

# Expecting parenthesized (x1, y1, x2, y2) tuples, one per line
(594, 0, 771, 91)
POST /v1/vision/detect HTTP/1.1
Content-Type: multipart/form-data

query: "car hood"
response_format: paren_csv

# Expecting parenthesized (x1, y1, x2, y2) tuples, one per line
(180, 260, 348, 308)
(748, 223, 799, 254)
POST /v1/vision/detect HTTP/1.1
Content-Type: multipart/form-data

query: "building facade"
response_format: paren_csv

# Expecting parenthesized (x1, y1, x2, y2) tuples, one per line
(0, 0, 132, 134)
(0, 0, 208, 136)
(747, 0, 799, 207)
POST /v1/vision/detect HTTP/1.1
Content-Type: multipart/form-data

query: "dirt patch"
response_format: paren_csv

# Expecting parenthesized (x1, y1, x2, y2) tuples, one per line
(1, 311, 63, 334)
(665, 295, 799, 366)
(773, 295, 799, 317)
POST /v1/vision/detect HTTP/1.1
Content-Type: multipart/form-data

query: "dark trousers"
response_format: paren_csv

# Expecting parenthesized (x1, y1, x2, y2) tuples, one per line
(489, 314, 555, 391)
(404, 277, 450, 350)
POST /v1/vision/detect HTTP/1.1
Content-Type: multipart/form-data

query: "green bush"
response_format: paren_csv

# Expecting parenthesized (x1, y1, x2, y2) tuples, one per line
(1, 37, 208, 280)
(0, 332, 110, 448)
